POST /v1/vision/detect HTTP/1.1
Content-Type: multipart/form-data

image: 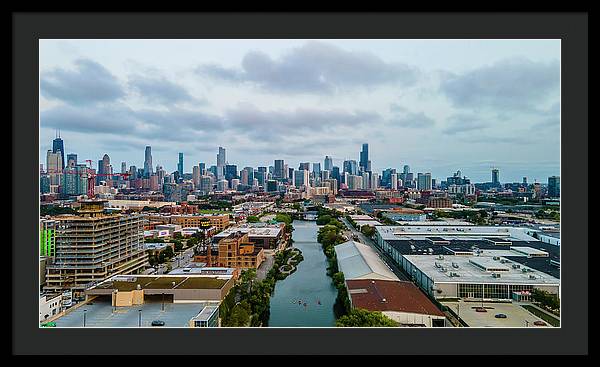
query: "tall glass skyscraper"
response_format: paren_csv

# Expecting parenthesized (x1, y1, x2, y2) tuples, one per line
(324, 156, 333, 171)
(144, 146, 153, 178)
(492, 168, 500, 186)
(52, 133, 65, 170)
(178, 153, 184, 176)
(359, 143, 369, 172)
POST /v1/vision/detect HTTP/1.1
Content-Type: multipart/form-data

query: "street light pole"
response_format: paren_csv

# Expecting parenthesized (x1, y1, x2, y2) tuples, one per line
(83, 309, 87, 327)
(139, 309, 142, 327)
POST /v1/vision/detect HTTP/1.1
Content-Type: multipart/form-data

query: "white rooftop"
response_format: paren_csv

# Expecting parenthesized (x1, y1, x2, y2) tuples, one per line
(404, 255, 560, 286)
(376, 225, 537, 242)
(334, 241, 400, 281)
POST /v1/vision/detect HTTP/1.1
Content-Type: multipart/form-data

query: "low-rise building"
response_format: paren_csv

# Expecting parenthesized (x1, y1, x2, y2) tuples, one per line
(39, 293, 62, 322)
(346, 279, 446, 327)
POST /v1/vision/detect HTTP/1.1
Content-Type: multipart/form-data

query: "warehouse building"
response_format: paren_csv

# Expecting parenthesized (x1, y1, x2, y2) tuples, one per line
(400, 254, 559, 301)
(346, 279, 447, 327)
(334, 241, 399, 281)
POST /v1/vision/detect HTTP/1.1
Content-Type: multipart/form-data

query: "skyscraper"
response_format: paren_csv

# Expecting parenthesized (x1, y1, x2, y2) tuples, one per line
(52, 132, 65, 171)
(121, 161, 127, 174)
(46, 150, 62, 186)
(548, 176, 560, 198)
(359, 143, 369, 172)
(299, 162, 310, 171)
(492, 168, 500, 186)
(274, 159, 285, 179)
(178, 153, 184, 177)
(66, 153, 77, 168)
(417, 172, 432, 191)
(313, 163, 321, 176)
(343, 160, 358, 175)
(217, 147, 226, 179)
(144, 146, 153, 178)
(324, 156, 333, 171)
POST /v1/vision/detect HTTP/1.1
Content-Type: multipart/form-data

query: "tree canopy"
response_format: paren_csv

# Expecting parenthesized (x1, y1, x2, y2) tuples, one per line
(336, 309, 398, 327)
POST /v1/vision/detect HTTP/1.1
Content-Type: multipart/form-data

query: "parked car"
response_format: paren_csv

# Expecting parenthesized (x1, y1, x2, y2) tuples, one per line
(151, 320, 165, 326)
(495, 313, 507, 319)
(533, 321, 547, 326)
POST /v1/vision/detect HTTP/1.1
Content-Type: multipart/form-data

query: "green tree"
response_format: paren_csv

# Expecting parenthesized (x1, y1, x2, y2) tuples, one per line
(361, 225, 376, 238)
(173, 240, 183, 252)
(247, 215, 260, 223)
(336, 309, 398, 327)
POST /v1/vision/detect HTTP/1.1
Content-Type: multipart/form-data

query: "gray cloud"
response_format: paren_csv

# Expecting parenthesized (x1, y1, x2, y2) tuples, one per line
(197, 41, 418, 94)
(41, 102, 224, 144)
(128, 74, 201, 105)
(41, 59, 125, 105)
(440, 58, 559, 112)
(388, 111, 435, 129)
(41, 103, 138, 134)
(442, 114, 488, 135)
(223, 103, 382, 140)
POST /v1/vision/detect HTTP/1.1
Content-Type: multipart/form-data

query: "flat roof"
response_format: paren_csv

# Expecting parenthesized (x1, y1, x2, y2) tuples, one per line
(441, 300, 556, 328)
(90, 275, 229, 291)
(404, 255, 560, 286)
(376, 225, 537, 242)
(335, 241, 399, 281)
(347, 279, 445, 317)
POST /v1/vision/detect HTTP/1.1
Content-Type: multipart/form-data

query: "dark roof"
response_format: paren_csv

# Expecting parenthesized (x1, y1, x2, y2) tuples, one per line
(346, 279, 445, 317)
(504, 256, 560, 279)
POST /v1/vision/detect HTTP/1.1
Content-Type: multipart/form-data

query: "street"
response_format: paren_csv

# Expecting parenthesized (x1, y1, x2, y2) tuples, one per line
(340, 217, 409, 281)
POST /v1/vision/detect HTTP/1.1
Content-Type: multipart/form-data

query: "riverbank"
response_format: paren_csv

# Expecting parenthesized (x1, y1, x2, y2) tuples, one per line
(219, 246, 304, 327)
(268, 220, 337, 327)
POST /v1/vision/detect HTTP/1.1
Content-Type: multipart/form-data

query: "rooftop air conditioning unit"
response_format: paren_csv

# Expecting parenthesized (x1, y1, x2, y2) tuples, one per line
(492, 273, 501, 278)
(512, 264, 521, 269)
(493, 256, 500, 260)
(529, 275, 536, 280)
(452, 263, 459, 268)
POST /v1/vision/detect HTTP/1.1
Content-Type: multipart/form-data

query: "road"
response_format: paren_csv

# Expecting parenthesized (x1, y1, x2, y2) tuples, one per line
(340, 217, 409, 281)
(256, 250, 275, 281)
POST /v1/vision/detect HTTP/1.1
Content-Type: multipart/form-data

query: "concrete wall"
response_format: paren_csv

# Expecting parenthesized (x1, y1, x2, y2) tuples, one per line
(112, 290, 144, 306)
(383, 311, 446, 327)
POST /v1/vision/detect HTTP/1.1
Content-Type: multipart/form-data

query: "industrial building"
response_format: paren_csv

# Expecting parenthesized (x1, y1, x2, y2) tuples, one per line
(334, 241, 399, 281)
(346, 279, 447, 327)
(372, 224, 559, 302)
(401, 254, 560, 301)
(44, 201, 149, 296)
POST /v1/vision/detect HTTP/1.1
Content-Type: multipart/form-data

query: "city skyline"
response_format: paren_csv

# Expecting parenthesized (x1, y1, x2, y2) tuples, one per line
(39, 39, 560, 182)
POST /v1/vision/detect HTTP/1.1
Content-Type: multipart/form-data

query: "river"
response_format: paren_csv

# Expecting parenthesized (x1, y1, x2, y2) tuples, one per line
(268, 220, 337, 327)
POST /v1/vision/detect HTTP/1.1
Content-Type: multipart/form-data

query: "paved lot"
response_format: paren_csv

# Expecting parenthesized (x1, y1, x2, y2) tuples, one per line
(257, 251, 275, 281)
(53, 300, 209, 328)
(442, 300, 553, 328)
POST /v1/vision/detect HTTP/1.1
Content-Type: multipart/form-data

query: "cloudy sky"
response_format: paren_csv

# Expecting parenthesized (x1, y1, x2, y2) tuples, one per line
(39, 39, 560, 183)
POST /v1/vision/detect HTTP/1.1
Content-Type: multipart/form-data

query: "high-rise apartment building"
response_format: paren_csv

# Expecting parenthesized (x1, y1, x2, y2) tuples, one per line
(46, 150, 63, 186)
(178, 153, 184, 177)
(417, 173, 432, 191)
(44, 201, 149, 294)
